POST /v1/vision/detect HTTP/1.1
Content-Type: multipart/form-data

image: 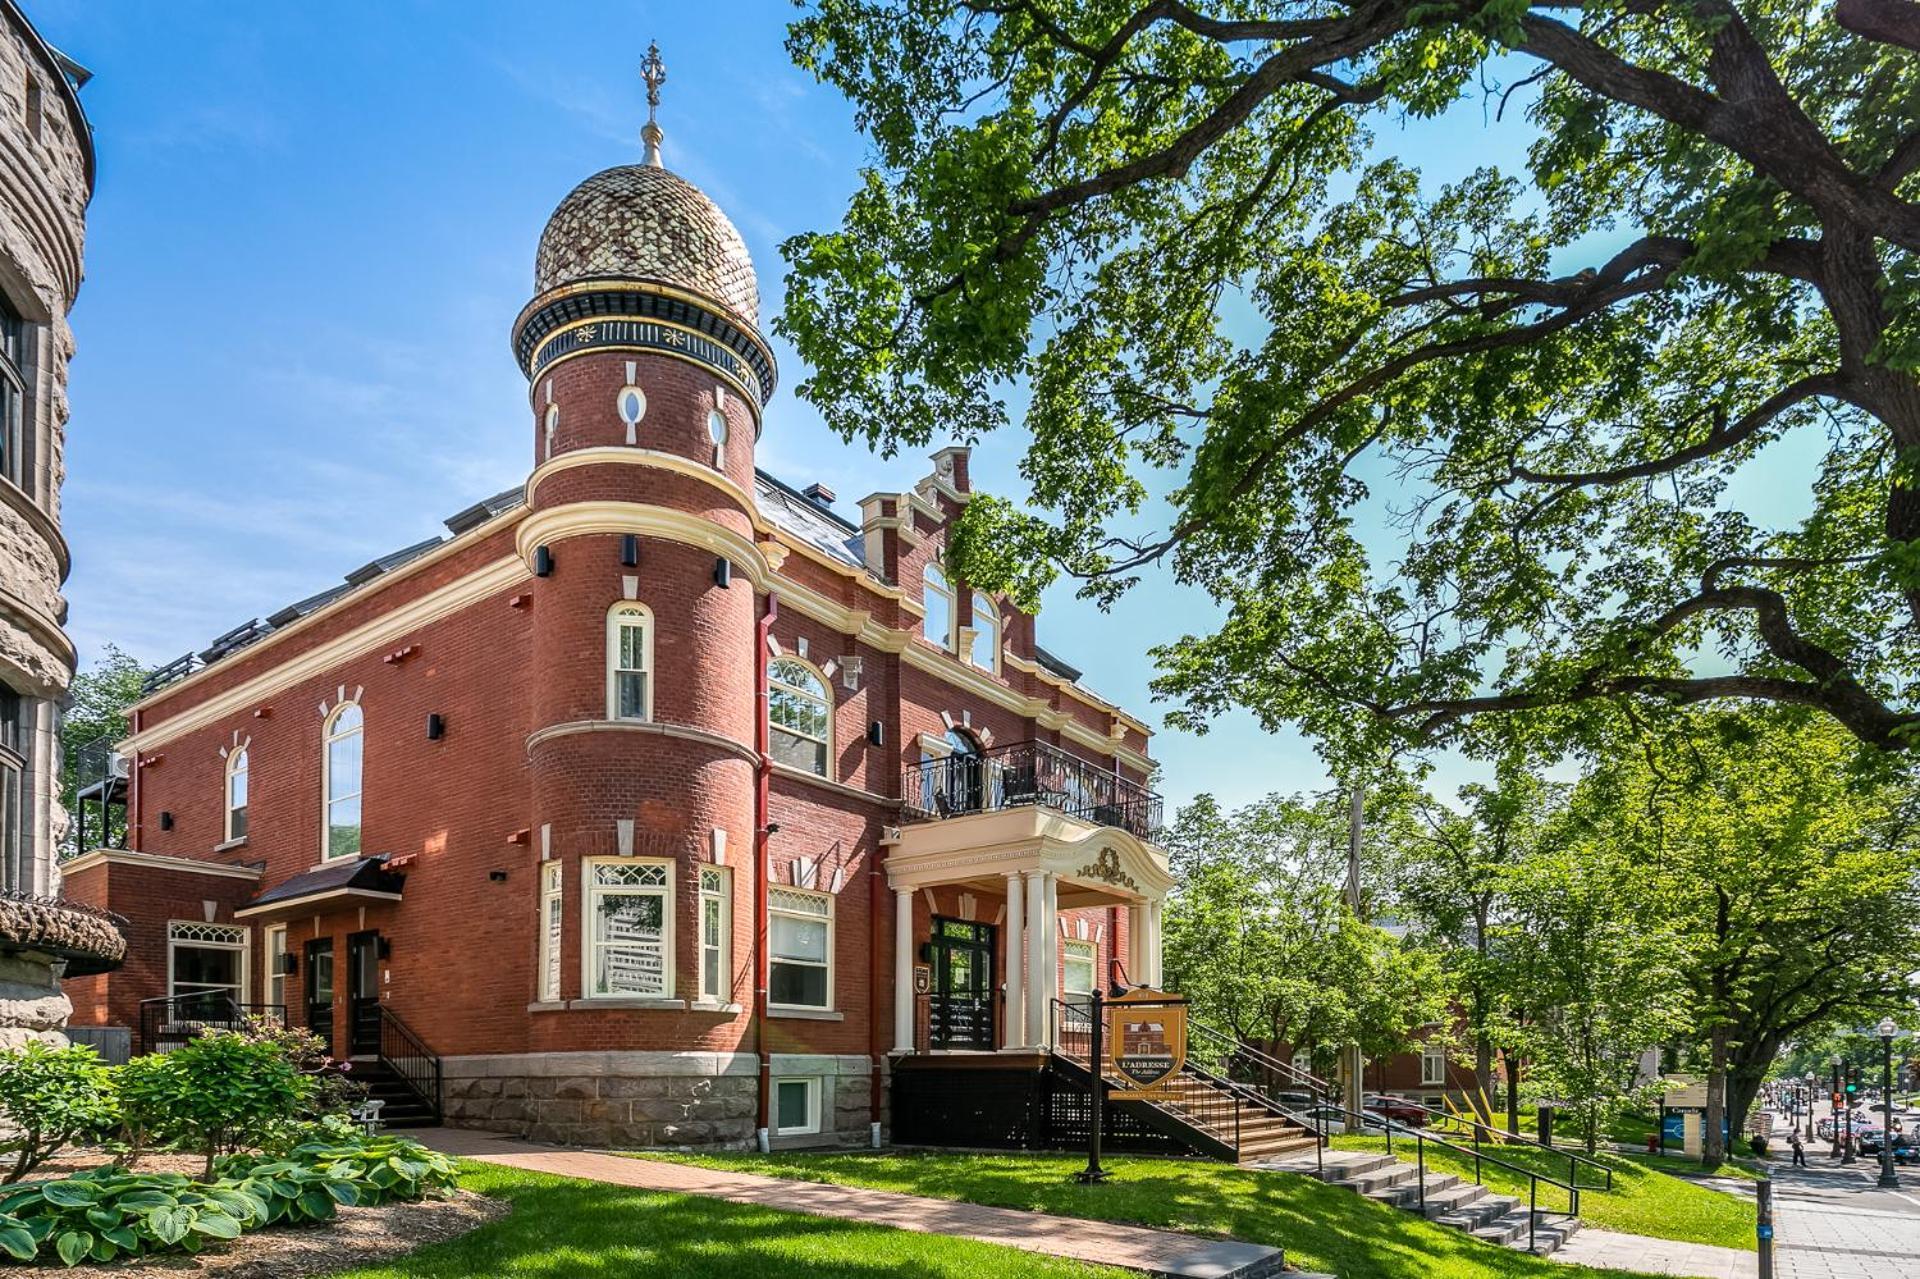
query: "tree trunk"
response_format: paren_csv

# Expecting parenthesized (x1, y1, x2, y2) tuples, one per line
(1704, 1022, 1729, 1165)
(1507, 1053, 1521, 1135)
(1473, 899, 1493, 1096)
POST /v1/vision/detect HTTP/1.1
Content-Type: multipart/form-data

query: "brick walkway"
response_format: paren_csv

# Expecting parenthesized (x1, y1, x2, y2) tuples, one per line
(417, 1128, 1288, 1278)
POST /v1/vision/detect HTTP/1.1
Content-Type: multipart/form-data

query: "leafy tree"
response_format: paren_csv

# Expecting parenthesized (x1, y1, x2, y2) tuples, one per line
(1395, 752, 1562, 1095)
(1163, 792, 1447, 1076)
(60, 646, 147, 856)
(1490, 825, 1691, 1153)
(0, 1042, 119, 1183)
(784, 0, 1920, 761)
(1577, 711, 1920, 1162)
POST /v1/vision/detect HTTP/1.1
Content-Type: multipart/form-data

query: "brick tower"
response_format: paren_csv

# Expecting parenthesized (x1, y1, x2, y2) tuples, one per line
(507, 44, 776, 1056)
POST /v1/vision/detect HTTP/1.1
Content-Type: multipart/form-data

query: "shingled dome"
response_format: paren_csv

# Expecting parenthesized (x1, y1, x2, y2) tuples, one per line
(534, 164, 759, 325)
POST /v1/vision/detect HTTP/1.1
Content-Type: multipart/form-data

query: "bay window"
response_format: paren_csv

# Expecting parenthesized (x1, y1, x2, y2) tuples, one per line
(583, 858, 672, 998)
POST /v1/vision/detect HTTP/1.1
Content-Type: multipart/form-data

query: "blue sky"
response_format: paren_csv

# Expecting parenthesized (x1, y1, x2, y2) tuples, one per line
(27, 1, 1789, 815)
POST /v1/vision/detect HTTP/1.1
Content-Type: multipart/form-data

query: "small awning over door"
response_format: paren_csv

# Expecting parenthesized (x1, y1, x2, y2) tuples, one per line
(233, 856, 404, 920)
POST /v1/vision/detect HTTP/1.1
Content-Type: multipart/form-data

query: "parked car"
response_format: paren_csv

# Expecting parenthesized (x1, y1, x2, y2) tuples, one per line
(1270, 1090, 1314, 1110)
(1363, 1093, 1431, 1126)
(1292, 1105, 1387, 1136)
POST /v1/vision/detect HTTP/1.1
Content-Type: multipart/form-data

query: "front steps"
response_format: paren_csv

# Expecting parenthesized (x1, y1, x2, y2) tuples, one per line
(1261, 1149, 1582, 1256)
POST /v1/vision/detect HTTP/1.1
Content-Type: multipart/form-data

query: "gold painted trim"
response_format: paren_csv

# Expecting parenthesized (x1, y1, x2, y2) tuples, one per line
(513, 277, 773, 365)
(526, 718, 759, 765)
(528, 313, 766, 418)
(526, 447, 759, 518)
(121, 555, 532, 755)
(514, 502, 772, 588)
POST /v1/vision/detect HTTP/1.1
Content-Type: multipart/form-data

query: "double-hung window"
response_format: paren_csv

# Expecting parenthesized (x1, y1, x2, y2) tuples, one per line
(1420, 1048, 1448, 1087)
(322, 704, 362, 859)
(225, 747, 249, 842)
(538, 862, 563, 1003)
(768, 658, 831, 776)
(699, 867, 730, 1003)
(0, 687, 20, 891)
(969, 591, 999, 672)
(1062, 939, 1096, 1004)
(922, 564, 954, 650)
(769, 886, 832, 1010)
(583, 859, 672, 998)
(607, 603, 652, 721)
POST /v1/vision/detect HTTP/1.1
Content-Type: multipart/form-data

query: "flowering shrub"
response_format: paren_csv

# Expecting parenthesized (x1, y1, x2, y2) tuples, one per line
(118, 1033, 314, 1177)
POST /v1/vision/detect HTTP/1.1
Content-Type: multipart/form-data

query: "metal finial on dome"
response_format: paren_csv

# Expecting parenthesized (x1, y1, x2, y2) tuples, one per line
(640, 41, 667, 167)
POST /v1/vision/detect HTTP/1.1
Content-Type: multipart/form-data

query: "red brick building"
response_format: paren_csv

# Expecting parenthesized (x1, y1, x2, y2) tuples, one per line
(60, 85, 1170, 1150)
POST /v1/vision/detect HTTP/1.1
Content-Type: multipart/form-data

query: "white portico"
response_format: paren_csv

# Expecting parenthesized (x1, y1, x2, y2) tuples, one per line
(883, 805, 1174, 1054)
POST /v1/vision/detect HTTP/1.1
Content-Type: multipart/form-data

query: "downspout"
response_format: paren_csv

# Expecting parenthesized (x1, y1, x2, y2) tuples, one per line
(869, 831, 886, 1146)
(127, 708, 142, 851)
(753, 592, 776, 1153)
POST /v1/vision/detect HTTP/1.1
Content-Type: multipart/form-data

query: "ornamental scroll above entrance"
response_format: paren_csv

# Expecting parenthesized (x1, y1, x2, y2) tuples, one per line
(1076, 845, 1138, 892)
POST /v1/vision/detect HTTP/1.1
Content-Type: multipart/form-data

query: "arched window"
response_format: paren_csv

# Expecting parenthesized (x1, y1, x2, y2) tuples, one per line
(939, 727, 984, 815)
(969, 592, 999, 672)
(922, 564, 954, 651)
(322, 704, 362, 860)
(607, 602, 653, 721)
(225, 746, 249, 842)
(768, 658, 831, 776)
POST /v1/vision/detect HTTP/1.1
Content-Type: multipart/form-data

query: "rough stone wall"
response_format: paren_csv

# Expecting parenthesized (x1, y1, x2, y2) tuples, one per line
(441, 1051, 878, 1150)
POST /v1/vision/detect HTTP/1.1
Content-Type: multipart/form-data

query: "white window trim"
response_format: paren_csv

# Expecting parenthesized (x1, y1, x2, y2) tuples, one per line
(771, 1076, 822, 1136)
(922, 564, 955, 652)
(166, 920, 250, 1006)
(580, 856, 674, 1001)
(224, 745, 249, 843)
(261, 923, 286, 1010)
(768, 655, 834, 779)
(969, 591, 1001, 674)
(606, 601, 655, 722)
(321, 702, 363, 861)
(698, 866, 731, 1004)
(538, 862, 564, 1004)
(768, 885, 834, 1012)
(1420, 1048, 1448, 1087)
(1062, 938, 1096, 999)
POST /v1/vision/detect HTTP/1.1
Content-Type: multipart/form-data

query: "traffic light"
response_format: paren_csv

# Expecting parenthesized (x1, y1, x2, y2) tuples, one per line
(1847, 1067, 1860, 1096)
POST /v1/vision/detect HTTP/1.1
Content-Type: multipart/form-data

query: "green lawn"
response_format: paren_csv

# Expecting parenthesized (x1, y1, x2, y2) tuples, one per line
(640, 1149, 1673, 1279)
(327, 1162, 1130, 1278)
(1332, 1136, 1755, 1250)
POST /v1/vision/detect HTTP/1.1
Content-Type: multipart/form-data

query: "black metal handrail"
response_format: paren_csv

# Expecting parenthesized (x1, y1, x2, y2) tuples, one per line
(903, 739, 1163, 839)
(376, 1005, 442, 1123)
(137, 993, 284, 1055)
(1348, 1087, 1615, 1192)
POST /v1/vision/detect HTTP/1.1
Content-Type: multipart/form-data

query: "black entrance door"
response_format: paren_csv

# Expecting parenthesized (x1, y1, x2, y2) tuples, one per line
(929, 918, 996, 1049)
(347, 930, 381, 1055)
(304, 938, 335, 1056)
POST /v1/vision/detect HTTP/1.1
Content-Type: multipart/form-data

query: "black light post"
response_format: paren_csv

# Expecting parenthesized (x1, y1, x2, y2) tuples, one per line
(1833, 1055, 1848, 1160)
(1805, 1073, 1816, 1141)
(1879, 1017, 1900, 1189)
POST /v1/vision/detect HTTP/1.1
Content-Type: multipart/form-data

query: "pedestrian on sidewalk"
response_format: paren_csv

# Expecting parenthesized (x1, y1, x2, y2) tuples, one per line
(1789, 1129, 1806, 1167)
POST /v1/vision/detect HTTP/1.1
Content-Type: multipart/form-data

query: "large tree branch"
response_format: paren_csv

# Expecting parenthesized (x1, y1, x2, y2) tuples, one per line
(1836, 0, 1920, 51)
(1517, 13, 1920, 251)
(1510, 371, 1851, 487)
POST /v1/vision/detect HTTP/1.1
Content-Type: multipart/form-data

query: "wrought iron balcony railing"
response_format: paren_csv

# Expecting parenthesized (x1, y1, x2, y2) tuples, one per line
(902, 739, 1162, 839)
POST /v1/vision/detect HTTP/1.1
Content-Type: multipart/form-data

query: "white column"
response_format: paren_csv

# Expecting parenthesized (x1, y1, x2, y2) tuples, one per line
(1037, 873, 1060, 1048)
(1003, 872, 1025, 1050)
(1145, 899, 1163, 987)
(1024, 870, 1047, 1048)
(893, 888, 915, 1053)
(1127, 902, 1147, 987)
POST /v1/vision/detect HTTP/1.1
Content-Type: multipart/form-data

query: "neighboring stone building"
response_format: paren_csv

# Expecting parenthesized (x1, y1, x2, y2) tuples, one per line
(0, 0, 126, 1046)
(62, 59, 1169, 1149)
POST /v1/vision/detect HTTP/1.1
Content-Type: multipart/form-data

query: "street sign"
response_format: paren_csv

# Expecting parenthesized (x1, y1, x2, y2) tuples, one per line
(1107, 987, 1188, 1090)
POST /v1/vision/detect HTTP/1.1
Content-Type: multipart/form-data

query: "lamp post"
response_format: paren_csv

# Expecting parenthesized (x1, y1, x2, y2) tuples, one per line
(1879, 1018, 1900, 1189)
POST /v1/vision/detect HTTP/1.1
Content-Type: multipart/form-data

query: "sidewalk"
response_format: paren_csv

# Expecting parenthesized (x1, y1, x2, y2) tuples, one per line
(417, 1128, 1290, 1279)
(1550, 1228, 1752, 1278)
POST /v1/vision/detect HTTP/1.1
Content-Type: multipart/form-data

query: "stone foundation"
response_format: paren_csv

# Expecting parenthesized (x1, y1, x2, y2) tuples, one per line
(441, 1051, 884, 1150)
(0, 951, 68, 1050)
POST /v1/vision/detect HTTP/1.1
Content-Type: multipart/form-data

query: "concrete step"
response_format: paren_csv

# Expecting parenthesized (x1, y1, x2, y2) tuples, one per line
(1416, 1182, 1487, 1218)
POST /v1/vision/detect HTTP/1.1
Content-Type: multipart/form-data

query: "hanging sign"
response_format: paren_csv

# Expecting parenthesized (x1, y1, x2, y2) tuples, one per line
(1108, 988, 1187, 1097)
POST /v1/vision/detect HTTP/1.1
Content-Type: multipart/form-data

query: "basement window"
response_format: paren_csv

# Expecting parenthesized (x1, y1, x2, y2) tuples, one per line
(773, 1076, 821, 1136)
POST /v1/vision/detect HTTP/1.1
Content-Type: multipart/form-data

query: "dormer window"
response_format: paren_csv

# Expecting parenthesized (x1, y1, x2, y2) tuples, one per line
(923, 564, 954, 651)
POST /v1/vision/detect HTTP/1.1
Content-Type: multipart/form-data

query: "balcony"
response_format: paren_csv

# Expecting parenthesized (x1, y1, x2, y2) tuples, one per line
(902, 739, 1163, 841)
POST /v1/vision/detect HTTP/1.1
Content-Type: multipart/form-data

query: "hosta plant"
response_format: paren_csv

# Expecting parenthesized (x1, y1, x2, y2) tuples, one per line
(0, 1166, 267, 1266)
